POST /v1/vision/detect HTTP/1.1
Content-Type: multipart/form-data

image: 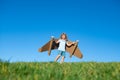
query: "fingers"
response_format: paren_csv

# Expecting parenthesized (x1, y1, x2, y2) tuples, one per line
(51, 36, 54, 38)
(76, 40, 79, 42)
(72, 42, 75, 44)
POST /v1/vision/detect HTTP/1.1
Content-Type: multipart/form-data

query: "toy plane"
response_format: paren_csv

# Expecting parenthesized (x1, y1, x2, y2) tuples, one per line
(38, 36, 83, 59)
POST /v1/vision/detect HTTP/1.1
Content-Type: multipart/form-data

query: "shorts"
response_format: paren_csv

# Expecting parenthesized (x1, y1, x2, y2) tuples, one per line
(58, 50, 66, 57)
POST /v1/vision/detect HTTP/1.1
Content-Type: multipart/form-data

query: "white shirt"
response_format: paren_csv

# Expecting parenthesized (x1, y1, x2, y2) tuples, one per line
(58, 39, 67, 51)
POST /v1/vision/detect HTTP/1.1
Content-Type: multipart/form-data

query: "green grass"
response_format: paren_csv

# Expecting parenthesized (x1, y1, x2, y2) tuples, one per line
(0, 61, 120, 80)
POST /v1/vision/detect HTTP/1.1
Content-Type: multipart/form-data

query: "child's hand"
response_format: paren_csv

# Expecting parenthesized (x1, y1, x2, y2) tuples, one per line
(72, 42, 75, 44)
(51, 36, 54, 38)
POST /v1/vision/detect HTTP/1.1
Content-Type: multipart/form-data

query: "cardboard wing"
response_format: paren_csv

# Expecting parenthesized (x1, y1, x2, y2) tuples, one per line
(38, 38, 83, 59)
(66, 41, 83, 58)
(38, 38, 59, 55)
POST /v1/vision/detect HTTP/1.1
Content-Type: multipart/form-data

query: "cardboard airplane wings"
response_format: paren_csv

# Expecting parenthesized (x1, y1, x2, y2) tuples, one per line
(38, 36, 83, 59)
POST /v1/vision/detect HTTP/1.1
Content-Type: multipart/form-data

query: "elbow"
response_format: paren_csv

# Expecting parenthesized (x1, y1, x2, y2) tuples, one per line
(56, 41, 59, 44)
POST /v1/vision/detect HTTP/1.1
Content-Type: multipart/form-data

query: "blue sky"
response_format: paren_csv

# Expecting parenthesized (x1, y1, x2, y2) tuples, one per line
(0, 0, 120, 62)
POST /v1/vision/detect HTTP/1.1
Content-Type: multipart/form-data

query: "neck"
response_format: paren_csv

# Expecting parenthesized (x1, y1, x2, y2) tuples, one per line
(61, 39, 66, 40)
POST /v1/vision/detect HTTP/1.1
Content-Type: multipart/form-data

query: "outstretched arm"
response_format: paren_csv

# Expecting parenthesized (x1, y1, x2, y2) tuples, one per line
(66, 42, 75, 46)
(56, 39, 60, 44)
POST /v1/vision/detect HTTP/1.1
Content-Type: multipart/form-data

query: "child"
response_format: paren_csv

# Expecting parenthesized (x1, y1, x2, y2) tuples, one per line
(55, 33, 75, 63)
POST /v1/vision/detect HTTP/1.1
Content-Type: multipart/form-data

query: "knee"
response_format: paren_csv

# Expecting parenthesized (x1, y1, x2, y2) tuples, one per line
(62, 56, 65, 59)
(58, 55, 61, 57)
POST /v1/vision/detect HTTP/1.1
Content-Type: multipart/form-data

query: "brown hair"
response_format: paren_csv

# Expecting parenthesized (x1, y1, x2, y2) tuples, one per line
(60, 33, 68, 40)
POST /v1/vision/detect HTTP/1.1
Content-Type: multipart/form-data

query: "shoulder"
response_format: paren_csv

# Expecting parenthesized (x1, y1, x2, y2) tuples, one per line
(66, 40, 68, 42)
(58, 39, 61, 42)
(58, 39, 61, 41)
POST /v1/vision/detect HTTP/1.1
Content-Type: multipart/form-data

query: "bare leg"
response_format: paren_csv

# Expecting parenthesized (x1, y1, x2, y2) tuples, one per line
(60, 56, 65, 64)
(55, 55, 60, 62)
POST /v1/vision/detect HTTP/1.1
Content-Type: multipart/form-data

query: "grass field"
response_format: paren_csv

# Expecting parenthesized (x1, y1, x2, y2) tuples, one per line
(0, 60, 120, 80)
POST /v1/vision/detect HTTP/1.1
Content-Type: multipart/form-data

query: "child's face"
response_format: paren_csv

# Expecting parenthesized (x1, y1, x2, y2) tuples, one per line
(62, 35, 66, 39)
